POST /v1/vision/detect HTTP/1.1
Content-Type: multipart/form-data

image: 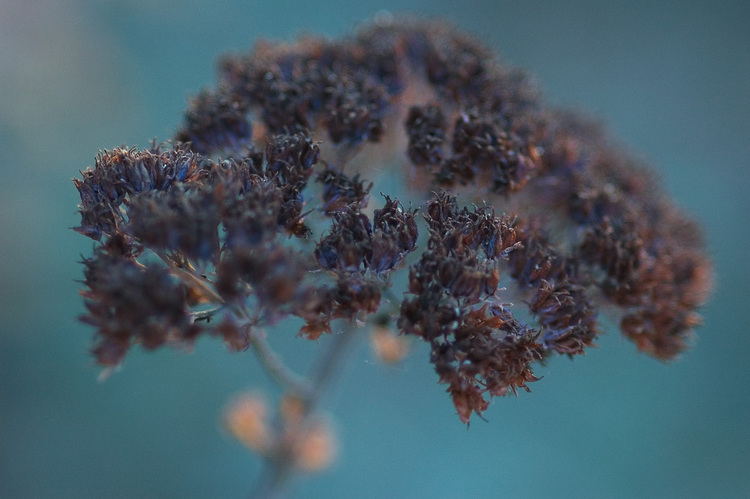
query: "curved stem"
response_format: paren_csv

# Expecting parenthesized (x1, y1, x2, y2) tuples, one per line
(155, 250, 357, 497)
(250, 329, 313, 399)
(250, 322, 359, 499)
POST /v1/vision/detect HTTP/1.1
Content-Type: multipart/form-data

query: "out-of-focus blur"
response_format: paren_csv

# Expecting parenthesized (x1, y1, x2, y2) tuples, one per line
(1, 1, 748, 497)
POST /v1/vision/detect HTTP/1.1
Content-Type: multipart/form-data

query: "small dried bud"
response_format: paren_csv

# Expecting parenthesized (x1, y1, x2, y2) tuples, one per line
(449, 381, 489, 424)
(370, 324, 410, 364)
(280, 395, 306, 426)
(371, 196, 419, 274)
(80, 249, 196, 366)
(127, 185, 220, 261)
(316, 167, 373, 214)
(287, 419, 338, 472)
(315, 207, 373, 272)
(175, 90, 253, 155)
(405, 104, 446, 166)
(224, 393, 273, 454)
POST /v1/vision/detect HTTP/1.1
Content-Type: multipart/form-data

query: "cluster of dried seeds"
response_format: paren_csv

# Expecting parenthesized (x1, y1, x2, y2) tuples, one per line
(74, 19, 711, 422)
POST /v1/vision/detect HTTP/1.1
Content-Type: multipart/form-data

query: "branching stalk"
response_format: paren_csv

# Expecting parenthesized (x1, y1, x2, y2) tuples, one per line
(251, 322, 358, 499)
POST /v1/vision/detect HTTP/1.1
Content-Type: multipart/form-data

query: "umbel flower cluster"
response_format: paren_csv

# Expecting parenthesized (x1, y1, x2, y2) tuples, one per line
(74, 18, 712, 424)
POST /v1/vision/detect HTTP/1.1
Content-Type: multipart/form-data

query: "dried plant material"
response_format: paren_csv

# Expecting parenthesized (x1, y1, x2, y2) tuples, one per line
(74, 18, 712, 426)
(288, 419, 338, 472)
(370, 324, 410, 364)
(224, 393, 273, 454)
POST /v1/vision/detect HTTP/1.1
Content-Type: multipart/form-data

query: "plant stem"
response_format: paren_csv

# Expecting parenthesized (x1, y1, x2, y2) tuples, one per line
(250, 330, 313, 400)
(250, 322, 359, 499)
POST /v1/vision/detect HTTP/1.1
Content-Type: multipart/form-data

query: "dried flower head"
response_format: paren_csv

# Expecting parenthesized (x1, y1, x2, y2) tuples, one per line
(74, 18, 712, 424)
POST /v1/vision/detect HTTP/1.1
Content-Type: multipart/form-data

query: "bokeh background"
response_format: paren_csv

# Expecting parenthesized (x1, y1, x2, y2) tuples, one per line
(1, 1, 748, 497)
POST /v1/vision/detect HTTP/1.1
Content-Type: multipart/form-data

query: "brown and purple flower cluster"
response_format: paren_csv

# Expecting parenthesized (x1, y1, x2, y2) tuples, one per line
(74, 19, 712, 422)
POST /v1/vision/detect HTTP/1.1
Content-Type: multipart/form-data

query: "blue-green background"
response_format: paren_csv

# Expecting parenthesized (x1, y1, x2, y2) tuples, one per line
(1, 1, 748, 497)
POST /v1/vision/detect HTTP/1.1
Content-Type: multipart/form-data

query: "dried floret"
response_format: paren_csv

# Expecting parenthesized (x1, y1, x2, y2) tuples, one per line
(73, 18, 712, 424)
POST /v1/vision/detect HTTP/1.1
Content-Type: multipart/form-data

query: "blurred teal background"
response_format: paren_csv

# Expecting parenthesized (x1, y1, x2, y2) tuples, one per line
(1, 1, 748, 497)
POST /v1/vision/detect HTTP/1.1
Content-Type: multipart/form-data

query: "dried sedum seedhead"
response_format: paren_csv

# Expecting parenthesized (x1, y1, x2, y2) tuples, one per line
(74, 18, 712, 423)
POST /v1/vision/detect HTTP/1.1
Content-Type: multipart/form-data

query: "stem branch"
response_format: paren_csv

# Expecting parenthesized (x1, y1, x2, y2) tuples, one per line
(250, 322, 359, 499)
(250, 330, 313, 399)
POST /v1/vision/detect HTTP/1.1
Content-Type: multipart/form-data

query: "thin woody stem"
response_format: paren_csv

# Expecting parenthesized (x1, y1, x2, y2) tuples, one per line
(159, 250, 343, 497)
(157, 250, 314, 398)
(249, 328, 313, 399)
(226, 303, 314, 399)
(251, 322, 359, 499)
(305, 323, 359, 411)
(190, 305, 225, 322)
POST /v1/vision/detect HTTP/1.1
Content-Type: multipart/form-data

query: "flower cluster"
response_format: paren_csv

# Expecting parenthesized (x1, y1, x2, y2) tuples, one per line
(74, 19, 712, 423)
